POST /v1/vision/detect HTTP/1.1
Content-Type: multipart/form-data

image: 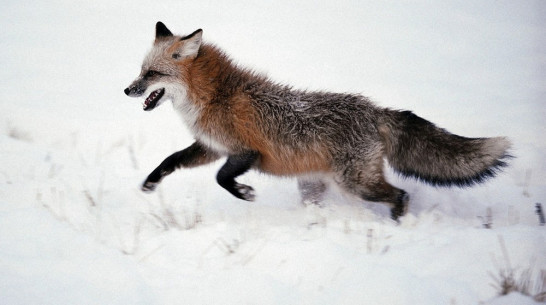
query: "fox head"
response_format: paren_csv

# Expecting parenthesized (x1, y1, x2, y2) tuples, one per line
(124, 22, 202, 111)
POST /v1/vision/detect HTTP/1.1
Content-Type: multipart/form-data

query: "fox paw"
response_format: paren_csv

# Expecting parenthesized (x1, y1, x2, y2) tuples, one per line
(234, 183, 255, 201)
(391, 205, 406, 222)
(141, 180, 158, 193)
(391, 191, 409, 222)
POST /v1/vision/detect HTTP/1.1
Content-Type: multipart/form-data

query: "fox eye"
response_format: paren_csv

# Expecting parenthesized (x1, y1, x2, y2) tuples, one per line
(145, 70, 158, 78)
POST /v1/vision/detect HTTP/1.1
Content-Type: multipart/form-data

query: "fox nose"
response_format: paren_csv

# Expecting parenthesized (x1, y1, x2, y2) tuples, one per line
(124, 87, 130, 96)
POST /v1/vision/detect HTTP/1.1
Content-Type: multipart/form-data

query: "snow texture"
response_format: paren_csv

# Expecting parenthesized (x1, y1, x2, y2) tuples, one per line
(1, 1, 545, 304)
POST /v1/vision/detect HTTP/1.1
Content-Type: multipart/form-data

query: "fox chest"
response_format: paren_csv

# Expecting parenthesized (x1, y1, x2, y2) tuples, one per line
(195, 132, 231, 154)
(174, 102, 233, 154)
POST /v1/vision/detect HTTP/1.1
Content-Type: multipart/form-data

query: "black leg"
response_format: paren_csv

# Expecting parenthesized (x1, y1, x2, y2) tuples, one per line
(390, 190, 409, 222)
(142, 142, 220, 192)
(216, 151, 259, 201)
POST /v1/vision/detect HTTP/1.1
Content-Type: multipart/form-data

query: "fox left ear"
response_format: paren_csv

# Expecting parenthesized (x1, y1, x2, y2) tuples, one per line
(174, 29, 203, 59)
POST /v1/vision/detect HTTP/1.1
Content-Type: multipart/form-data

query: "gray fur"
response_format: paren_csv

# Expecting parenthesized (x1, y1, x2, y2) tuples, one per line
(245, 81, 511, 212)
(379, 110, 512, 186)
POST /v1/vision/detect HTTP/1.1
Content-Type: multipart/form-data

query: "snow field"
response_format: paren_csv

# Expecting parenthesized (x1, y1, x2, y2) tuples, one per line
(1, 0, 545, 304)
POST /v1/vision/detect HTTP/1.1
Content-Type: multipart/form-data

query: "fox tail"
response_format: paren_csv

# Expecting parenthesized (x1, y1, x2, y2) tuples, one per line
(379, 110, 512, 187)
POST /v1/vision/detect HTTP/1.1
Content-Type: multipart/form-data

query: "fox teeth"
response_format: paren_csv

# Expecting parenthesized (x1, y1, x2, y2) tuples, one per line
(142, 88, 165, 110)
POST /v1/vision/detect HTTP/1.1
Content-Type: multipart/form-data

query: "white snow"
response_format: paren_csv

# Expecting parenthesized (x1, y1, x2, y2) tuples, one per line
(1, 0, 545, 304)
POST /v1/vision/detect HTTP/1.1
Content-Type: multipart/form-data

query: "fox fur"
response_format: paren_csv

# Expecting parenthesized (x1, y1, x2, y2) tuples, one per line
(125, 22, 511, 220)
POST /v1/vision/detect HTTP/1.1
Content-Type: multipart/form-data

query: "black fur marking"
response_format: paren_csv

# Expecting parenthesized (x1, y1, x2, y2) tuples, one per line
(142, 142, 219, 192)
(180, 29, 203, 41)
(397, 155, 512, 187)
(391, 190, 409, 221)
(156, 21, 173, 38)
(216, 151, 259, 201)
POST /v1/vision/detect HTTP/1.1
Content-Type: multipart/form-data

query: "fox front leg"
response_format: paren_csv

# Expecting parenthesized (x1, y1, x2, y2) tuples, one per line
(142, 142, 220, 192)
(216, 151, 259, 201)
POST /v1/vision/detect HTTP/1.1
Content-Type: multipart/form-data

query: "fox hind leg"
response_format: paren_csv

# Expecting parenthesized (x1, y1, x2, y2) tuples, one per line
(336, 158, 408, 221)
(391, 190, 409, 220)
(216, 151, 259, 201)
(297, 177, 328, 206)
(343, 174, 408, 221)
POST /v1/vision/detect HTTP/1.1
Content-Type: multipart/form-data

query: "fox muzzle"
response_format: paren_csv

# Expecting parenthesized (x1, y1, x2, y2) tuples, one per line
(124, 80, 146, 97)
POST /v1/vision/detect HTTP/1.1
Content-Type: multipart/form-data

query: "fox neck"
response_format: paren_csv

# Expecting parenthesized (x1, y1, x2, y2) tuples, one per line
(171, 44, 247, 153)
(187, 44, 251, 104)
(172, 44, 234, 114)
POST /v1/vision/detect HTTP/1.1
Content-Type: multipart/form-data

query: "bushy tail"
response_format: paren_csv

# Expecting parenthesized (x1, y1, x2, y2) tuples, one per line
(379, 110, 512, 187)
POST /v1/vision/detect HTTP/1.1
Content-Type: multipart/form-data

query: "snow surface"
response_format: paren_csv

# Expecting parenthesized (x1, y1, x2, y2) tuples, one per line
(1, 0, 545, 304)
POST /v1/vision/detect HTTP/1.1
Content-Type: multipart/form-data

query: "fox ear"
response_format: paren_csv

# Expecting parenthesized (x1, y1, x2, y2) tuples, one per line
(174, 29, 203, 59)
(156, 22, 173, 39)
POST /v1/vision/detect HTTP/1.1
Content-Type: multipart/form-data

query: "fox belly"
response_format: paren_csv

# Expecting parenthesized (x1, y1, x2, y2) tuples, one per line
(256, 145, 331, 176)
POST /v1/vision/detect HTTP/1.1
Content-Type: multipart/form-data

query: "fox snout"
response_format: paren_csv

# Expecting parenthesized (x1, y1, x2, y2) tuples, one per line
(125, 77, 167, 111)
(124, 81, 146, 97)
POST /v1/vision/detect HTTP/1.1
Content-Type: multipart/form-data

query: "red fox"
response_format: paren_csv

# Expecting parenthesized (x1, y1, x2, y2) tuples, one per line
(125, 22, 511, 220)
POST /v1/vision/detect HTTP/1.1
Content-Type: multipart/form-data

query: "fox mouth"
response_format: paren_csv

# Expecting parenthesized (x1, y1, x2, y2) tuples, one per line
(143, 88, 165, 111)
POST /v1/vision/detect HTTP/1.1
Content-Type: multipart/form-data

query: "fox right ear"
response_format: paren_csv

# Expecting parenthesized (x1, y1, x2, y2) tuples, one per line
(156, 22, 173, 39)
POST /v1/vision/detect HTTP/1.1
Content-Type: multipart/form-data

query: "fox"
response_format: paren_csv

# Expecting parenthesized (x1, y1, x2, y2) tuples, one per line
(124, 22, 511, 221)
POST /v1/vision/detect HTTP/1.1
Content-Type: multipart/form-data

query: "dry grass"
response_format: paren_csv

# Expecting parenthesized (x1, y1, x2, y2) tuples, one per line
(489, 236, 546, 302)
